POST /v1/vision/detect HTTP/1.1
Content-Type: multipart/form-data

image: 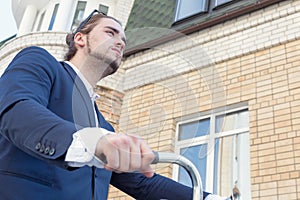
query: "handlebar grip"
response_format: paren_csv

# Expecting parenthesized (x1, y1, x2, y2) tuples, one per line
(99, 153, 107, 164)
(151, 151, 159, 164)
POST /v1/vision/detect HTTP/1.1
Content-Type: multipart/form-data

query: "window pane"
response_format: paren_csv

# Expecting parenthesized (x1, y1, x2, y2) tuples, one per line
(179, 144, 207, 190)
(215, 110, 248, 133)
(71, 1, 87, 31)
(179, 118, 210, 140)
(48, 4, 59, 30)
(236, 132, 252, 198)
(99, 4, 109, 15)
(175, 0, 208, 21)
(213, 136, 235, 196)
(37, 12, 45, 31)
(213, 132, 251, 198)
(215, 0, 233, 7)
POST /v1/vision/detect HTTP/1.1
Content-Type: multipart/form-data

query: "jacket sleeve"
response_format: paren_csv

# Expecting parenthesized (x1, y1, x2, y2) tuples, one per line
(0, 46, 78, 167)
(110, 172, 193, 200)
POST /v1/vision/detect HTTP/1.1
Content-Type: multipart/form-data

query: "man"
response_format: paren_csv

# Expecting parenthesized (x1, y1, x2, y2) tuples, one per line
(0, 10, 233, 200)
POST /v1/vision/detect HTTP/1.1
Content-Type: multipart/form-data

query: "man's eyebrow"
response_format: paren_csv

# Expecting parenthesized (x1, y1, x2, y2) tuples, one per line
(105, 26, 127, 44)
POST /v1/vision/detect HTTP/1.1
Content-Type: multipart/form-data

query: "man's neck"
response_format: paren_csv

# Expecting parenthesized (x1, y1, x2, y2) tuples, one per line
(69, 55, 109, 87)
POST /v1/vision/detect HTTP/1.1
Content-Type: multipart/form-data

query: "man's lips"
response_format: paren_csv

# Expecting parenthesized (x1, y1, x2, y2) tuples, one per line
(111, 47, 122, 56)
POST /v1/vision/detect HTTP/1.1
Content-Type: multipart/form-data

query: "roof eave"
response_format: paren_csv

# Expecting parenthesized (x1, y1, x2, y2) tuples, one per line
(124, 0, 283, 57)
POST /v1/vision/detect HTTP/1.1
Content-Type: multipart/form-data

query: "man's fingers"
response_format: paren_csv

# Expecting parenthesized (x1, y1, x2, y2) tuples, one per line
(95, 134, 155, 177)
(128, 135, 142, 170)
(141, 166, 155, 178)
(140, 140, 155, 168)
(118, 140, 130, 172)
(103, 147, 119, 170)
(139, 140, 155, 177)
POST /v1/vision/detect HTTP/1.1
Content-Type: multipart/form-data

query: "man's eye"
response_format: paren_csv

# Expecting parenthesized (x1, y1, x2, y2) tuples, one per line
(107, 31, 114, 36)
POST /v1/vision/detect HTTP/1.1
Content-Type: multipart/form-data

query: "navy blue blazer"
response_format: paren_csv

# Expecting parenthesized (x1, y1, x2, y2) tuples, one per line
(0, 46, 195, 200)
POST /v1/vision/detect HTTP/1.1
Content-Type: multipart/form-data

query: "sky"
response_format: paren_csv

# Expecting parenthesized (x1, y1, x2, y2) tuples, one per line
(0, 0, 18, 41)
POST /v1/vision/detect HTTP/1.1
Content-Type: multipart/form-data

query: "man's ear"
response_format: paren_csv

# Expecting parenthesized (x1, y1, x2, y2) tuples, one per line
(73, 32, 86, 47)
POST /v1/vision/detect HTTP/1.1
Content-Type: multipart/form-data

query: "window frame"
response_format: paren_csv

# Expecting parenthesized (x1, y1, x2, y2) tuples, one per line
(174, 0, 209, 22)
(70, 1, 87, 31)
(172, 0, 253, 26)
(99, 4, 109, 15)
(37, 11, 45, 31)
(174, 105, 250, 194)
(214, 0, 235, 8)
(48, 3, 59, 30)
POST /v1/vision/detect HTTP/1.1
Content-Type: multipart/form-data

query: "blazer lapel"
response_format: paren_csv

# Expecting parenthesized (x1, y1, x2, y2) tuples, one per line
(94, 102, 115, 132)
(61, 62, 96, 127)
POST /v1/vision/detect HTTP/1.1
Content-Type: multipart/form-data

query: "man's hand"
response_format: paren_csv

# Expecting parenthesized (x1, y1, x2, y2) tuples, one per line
(95, 134, 155, 178)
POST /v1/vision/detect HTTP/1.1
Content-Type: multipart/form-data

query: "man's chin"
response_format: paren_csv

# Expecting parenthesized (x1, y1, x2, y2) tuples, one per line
(102, 62, 120, 77)
(88, 52, 121, 77)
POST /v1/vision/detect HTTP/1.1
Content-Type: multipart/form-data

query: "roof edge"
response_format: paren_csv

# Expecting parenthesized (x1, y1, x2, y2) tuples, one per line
(124, 0, 283, 57)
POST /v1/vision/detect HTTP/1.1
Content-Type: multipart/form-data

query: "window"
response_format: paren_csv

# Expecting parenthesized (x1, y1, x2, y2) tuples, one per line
(71, 1, 87, 31)
(173, 0, 252, 24)
(215, 0, 233, 7)
(99, 4, 109, 15)
(175, 106, 251, 198)
(37, 11, 45, 31)
(48, 4, 59, 30)
(178, 118, 210, 140)
(174, 0, 208, 21)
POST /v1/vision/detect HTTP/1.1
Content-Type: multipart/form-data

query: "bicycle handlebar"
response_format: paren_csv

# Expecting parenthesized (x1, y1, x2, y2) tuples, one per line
(100, 151, 203, 200)
(152, 151, 203, 200)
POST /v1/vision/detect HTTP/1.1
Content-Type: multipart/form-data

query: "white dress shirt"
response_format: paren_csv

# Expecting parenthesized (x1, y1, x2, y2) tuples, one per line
(64, 61, 114, 168)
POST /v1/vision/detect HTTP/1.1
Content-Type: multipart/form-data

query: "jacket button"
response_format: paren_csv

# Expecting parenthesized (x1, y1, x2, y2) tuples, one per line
(39, 145, 45, 153)
(44, 147, 50, 154)
(49, 148, 55, 156)
(35, 143, 41, 151)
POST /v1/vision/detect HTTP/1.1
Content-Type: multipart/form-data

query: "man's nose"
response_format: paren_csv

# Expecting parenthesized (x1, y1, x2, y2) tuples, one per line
(115, 36, 126, 50)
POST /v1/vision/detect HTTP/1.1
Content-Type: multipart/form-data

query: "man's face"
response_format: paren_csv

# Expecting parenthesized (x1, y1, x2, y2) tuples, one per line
(86, 18, 126, 76)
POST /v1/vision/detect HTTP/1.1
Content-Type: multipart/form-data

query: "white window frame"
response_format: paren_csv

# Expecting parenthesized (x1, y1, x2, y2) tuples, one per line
(48, 3, 59, 30)
(70, 1, 87, 31)
(99, 4, 109, 15)
(215, 0, 233, 7)
(174, 0, 209, 22)
(174, 105, 251, 197)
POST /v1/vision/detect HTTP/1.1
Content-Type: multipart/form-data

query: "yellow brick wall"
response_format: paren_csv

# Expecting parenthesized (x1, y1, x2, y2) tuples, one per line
(111, 39, 300, 199)
(95, 85, 124, 132)
(248, 40, 300, 200)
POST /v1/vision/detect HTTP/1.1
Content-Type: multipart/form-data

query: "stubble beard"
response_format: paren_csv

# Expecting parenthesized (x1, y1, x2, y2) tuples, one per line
(87, 38, 120, 78)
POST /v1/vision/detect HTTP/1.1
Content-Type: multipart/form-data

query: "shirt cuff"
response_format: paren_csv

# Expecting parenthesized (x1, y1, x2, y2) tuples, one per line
(65, 127, 114, 168)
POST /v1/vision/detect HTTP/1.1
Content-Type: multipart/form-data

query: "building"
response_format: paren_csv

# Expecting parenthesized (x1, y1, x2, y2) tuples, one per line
(0, 0, 299, 199)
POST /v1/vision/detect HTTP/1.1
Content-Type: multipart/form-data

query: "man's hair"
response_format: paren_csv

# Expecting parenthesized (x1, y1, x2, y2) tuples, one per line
(64, 14, 122, 61)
